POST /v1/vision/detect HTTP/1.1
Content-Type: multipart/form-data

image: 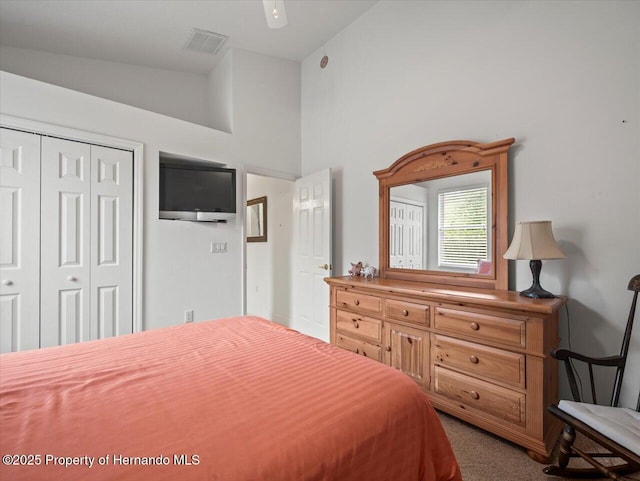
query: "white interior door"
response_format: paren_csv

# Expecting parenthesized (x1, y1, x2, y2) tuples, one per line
(40, 138, 134, 347)
(40, 137, 92, 347)
(91, 145, 133, 339)
(0, 128, 41, 352)
(292, 169, 331, 341)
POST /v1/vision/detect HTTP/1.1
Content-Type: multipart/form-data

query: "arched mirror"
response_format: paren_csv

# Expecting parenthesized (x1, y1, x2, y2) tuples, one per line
(374, 138, 514, 290)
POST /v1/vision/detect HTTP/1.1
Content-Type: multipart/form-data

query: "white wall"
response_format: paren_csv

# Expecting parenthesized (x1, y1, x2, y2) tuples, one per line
(208, 50, 233, 133)
(301, 1, 640, 407)
(246, 174, 294, 326)
(231, 49, 301, 177)
(0, 46, 300, 330)
(0, 46, 210, 127)
(0, 47, 302, 147)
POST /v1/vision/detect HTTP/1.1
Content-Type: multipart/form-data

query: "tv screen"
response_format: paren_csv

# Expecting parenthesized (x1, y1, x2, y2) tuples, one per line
(159, 165, 236, 213)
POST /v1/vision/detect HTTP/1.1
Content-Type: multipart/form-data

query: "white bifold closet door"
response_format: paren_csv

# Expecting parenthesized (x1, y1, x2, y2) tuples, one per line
(0, 129, 41, 352)
(0, 128, 133, 352)
(40, 137, 133, 347)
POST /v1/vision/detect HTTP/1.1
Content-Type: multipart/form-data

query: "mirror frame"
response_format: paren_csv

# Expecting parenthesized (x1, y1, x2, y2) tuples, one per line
(247, 196, 268, 243)
(374, 138, 514, 291)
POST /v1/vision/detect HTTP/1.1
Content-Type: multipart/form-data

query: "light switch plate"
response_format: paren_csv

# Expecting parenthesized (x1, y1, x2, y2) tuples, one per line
(210, 241, 227, 253)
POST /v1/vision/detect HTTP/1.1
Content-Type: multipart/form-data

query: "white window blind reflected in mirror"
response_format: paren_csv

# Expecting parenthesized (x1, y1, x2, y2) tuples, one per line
(438, 186, 489, 270)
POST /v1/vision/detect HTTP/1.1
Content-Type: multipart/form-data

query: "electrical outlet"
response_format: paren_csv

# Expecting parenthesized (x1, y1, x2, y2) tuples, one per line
(184, 310, 194, 323)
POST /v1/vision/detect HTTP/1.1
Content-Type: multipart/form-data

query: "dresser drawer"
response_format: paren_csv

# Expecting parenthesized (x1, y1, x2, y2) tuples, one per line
(336, 290, 382, 314)
(432, 335, 525, 387)
(336, 310, 382, 342)
(385, 299, 429, 326)
(434, 307, 526, 348)
(336, 334, 382, 362)
(433, 366, 525, 426)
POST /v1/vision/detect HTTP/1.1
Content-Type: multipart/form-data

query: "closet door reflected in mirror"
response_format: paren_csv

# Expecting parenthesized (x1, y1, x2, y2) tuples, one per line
(389, 198, 425, 270)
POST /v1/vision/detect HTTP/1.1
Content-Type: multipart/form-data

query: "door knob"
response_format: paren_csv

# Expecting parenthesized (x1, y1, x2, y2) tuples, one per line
(67, 276, 77, 282)
(318, 264, 332, 270)
(2, 280, 13, 286)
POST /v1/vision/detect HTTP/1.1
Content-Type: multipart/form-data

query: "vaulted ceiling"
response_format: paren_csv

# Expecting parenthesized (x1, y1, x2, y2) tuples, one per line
(0, 0, 377, 74)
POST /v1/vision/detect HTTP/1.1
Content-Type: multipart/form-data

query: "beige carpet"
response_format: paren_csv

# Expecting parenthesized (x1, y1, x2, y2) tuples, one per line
(438, 411, 640, 481)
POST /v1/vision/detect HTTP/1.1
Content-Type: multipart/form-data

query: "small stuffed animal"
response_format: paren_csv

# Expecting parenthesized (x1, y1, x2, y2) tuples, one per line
(348, 261, 363, 277)
(361, 266, 377, 279)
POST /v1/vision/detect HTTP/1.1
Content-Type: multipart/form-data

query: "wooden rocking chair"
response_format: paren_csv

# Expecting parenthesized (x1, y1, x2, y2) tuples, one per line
(544, 274, 640, 480)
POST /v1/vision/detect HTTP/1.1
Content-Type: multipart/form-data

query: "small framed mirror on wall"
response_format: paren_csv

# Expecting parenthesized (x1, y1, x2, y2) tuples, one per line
(247, 196, 267, 242)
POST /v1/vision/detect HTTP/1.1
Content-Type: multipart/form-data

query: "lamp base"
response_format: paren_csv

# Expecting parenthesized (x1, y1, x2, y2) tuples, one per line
(519, 259, 557, 299)
(519, 285, 556, 299)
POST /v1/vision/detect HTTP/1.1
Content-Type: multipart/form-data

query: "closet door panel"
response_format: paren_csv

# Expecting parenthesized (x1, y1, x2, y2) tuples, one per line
(0, 128, 41, 352)
(40, 137, 91, 347)
(91, 145, 133, 339)
(389, 200, 405, 269)
(406, 204, 424, 270)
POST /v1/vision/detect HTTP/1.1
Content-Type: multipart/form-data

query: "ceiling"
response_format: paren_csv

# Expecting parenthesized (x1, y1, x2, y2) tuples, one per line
(0, 0, 377, 75)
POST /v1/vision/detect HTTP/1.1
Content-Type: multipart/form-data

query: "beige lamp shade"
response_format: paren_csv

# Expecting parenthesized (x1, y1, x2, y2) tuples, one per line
(503, 221, 565, 260)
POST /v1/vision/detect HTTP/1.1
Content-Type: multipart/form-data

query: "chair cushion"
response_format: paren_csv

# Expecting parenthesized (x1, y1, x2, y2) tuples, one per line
(558, 400, 640, 455)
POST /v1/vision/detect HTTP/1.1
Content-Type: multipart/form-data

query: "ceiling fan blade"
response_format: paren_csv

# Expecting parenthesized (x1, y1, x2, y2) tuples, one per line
(262, 0, 288, 29)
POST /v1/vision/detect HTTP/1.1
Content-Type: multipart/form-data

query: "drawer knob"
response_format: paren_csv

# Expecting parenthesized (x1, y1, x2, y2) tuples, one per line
(470, 322, 479, 331)
(385, 346, 392, 352)
(353, 321, 360, 328)
(402, 309, 409, 316)
(470, 390, 480, 400)
(469, 355, 479, 364)
(354, 299, 360, 306)
(355, 349, 360, 354)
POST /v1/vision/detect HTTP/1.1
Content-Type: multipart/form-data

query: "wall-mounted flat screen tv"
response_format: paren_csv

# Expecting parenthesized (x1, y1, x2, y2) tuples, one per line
(159, 159, 236, 222)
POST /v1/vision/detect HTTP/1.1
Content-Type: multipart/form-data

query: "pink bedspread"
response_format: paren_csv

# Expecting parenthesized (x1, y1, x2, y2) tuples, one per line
(0, 316, 461, 481)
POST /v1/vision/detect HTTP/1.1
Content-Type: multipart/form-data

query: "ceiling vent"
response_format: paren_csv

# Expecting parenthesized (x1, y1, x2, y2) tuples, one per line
(184, 28, 228, 55)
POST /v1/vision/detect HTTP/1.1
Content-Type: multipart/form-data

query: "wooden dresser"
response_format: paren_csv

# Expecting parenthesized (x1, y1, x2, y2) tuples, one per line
(331, 138, 566, 460)
(325, 275, 564, 461)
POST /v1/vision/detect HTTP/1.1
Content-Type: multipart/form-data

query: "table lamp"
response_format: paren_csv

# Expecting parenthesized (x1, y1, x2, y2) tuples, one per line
(503, 221, 565, 298)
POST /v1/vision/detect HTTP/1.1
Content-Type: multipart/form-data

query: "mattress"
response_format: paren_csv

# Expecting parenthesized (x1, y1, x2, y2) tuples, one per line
(0, 316, 461, 481)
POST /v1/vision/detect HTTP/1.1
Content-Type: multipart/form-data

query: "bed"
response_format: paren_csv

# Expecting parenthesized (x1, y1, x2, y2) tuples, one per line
(0, 316, 461, 481)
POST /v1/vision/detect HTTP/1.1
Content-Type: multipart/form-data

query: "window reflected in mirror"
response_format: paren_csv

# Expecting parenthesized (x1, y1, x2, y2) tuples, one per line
(389, 170, 492, 274)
